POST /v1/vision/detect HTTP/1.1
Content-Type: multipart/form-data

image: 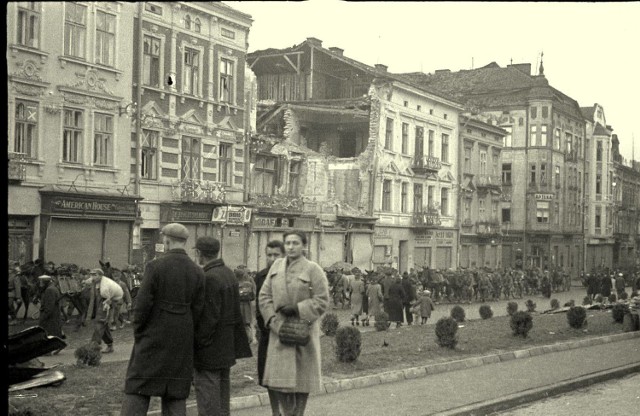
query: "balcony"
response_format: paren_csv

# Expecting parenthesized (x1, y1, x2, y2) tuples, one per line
(171, 179, 226, 203)
(565, 150, 578, 162)
(476, 219, 501, 236)
(412, 155, 441, 174)
(248, 193, 304, 212)
(475, 174, 502, 189)
(8, 152, 27, 183)
(412, 212, 442, 228)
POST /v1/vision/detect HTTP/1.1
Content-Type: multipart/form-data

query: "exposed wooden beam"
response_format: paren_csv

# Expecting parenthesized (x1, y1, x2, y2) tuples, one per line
(283, 55, 299, 74)
(249, 56, 260, 69)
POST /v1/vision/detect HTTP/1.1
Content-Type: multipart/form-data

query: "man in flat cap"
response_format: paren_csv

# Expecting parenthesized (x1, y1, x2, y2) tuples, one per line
(193, 236, 252, 416)
(85, 268, 123, 353)
(121, 223, 206, 416)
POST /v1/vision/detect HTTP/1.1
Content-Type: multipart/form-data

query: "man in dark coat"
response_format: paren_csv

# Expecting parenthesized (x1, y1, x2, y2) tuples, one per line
(193, 236, 252, 416)
(37, 275, 64, 340)
(401, 274, 416, 325)
(254, 240, 285, 416)
(121, 223, 205, 416)
(388, 276, 406, 328)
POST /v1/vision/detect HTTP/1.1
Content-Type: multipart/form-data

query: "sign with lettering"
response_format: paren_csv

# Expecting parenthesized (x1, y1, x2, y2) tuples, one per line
(294, 217, 316, 231)
(252, 215, 290, 230)
(535, 194, 554, 200)
(226, 206, 249, 225)
(215, 129, 238, 140)
(41, 194, 137, 219)
(160, 204, 213, 223)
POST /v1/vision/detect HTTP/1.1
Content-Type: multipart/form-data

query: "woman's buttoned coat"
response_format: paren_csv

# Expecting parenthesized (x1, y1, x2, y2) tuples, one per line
(258, 256, 330, 393)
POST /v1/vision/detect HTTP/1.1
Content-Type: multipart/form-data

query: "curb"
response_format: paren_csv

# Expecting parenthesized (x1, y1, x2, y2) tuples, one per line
(433, 362, 640, 416)
(225, 331, 640, 411)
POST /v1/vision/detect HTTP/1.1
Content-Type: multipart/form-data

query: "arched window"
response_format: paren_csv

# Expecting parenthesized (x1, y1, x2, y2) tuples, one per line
(194, 18, 201, 33)
(184, 14, 191, 30)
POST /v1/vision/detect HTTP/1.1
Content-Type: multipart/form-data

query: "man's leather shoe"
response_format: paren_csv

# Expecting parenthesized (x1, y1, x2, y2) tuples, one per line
(102, 345, 114, 354)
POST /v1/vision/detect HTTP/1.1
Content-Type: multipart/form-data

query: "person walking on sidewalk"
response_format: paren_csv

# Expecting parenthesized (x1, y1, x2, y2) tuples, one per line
(387, 275, 406, 328)
(349, 271, 365, 326)
(85, 268, 123, 354)
(193, 236, 252, 416)
(259, 230, 330, 416)
(401, 273, 416, 325)
(255, 240, 285, 416)
(366, 276, 384, 321)
(37, 275, 64, 340)
(121, 223, 205, 416)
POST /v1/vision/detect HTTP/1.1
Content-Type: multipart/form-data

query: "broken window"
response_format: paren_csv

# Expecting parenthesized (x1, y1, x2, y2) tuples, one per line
(253, 155, 277, 195)
(289, 160, 301, 195)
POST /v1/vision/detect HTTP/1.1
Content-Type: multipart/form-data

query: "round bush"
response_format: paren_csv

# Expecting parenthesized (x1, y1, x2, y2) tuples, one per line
(479, 304, 493, 320)
(435, 317, 458, 349)
(595, 294, 604, 303)
(450, 305, 466, 322)
(374, 311, 390, 332)
(608, 294, 617, 303)
(550, 299, 560, 310)
(582, 296, 592, 306)
(320, 313, 340, 336)
(334, 326, 362, 363)
(9, 401, 58, 416)
(567, 306, 587, 329)
(620, 291, 629, 300)
(507, 301, 518, 316)
(510, 311, 533, 338)
(74, 343, 102, 367)
(612, 303, 629, 324)
(525, 299, 536, 313)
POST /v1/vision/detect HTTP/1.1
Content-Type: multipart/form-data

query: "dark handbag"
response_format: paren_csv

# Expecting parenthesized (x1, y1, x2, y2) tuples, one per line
(278, 316, 311, 346)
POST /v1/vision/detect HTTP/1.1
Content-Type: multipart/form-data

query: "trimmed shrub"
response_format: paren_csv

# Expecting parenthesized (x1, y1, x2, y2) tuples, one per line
(595, 294, 604, 303)
(510, 311, 533, 338)
(450, 305, 466, 322)
(525, 299, 536, 313)
(550, 299, 560, 310)
(564, 299, 575, 307)
(612, 303, 629, 324)
(374, 311, 390, 332)
(74, 343, 102, 367)
(506, 301, 518, 316)
(582, 296, 592, 306)
(320, 313, 340, 336)
(479, 304, 493, 320)
(608, 294, 617, 303)
(567, 306, 587, 329)
(620, 291, 629, 301)
(334, 326, 362, 363)
(435, 317, 458, 349)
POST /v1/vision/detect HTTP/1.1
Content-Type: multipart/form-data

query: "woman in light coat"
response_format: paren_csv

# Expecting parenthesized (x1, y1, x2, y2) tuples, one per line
(349, 273, 365, 326)
(259, 230, 330, 416)
(366, 276, 384, 319)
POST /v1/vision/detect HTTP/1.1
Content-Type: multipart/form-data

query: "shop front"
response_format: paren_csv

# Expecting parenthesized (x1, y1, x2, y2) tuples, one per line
(413, 229, 457, 271)
(501, 234, 524, 269)
(159, 203, 217, 264)
(526, 234, 550, 269)
(9, 185, 42, 265)
(212, 205, 253, 270)
(39, 191, 138, 269)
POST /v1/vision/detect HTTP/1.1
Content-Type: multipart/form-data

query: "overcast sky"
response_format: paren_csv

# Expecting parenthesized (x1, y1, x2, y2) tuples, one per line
(225, 0, 639, 161)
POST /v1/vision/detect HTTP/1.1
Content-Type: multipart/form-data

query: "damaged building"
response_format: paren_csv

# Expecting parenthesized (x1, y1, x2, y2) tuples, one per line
(247, 38, 463, 272)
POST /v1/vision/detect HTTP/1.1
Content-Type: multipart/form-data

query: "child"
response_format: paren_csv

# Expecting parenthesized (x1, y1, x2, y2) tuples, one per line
(412, 290, 436, 325)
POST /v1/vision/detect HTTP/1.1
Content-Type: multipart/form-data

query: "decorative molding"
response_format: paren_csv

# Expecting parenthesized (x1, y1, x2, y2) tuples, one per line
(67, 68, 115, 96)
(95, 99, 118, 110)
(12, 83, 44, 97)
(12, 59, 44, 82)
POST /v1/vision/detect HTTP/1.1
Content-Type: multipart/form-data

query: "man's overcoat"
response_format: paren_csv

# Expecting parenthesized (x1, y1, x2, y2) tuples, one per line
(124, 248, 205, 399)
(39, 283, 63, 338)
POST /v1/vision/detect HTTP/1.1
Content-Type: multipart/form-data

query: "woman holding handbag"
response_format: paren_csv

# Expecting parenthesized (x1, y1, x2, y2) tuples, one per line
(259, 230, 330, 416)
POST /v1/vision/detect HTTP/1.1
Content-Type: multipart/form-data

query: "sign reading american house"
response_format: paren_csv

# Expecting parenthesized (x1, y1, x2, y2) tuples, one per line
(41, 193, 137, 219)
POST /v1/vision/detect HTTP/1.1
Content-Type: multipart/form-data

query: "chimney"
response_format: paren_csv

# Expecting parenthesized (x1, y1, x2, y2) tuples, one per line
(306, 37, 323, 47)
(374, 64, 388, 73)
(329, 47, 344, 56)
(434, 69, 451, 74)
(507, 63, 532, 76)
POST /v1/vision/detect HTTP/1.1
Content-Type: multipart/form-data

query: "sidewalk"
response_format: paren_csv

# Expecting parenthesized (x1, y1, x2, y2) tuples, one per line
(198, 333, 640, 416)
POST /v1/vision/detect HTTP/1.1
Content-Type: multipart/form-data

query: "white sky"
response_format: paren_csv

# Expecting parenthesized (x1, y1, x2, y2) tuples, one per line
(225, 0, 640, 160)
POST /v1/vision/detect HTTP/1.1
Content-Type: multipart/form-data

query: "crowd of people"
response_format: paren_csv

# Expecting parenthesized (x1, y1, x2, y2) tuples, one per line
(581, 266, 640, 300)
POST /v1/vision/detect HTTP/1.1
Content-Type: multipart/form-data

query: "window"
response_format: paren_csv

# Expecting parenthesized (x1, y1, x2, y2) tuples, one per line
(536, 201, 549, 223)
(555, 166, 560, 188)
(429, 109, 433, 115)
(218, 143, 232, 185)
(253, 155, 276, 194)
(221, 28, 235, 39)
(384, 118, 393, 150)
(540, 163, 547, 184)
(441, 133, 449, 162)
(492, 200, 499, 221)
(502, 163, 512, 184)
(595, 206, 601, 230)
(531, 106, 537, 119)
(479, 198, 485, 220)
(530, 125, 537, 146)
(14, 100, 38, 158)
(143, 35, 161, 87)
(596, 141, 603, 162)
(479, 148, 487, 175)
(64, 2, 87, 58)
(554, 128, 561, 150)
(503, 126, 512, 147)
(540, 125, 548, 147)
(440, 188, 448, 216)
(427, 185, 434, 209)
(183, 48, 200, 95)
(428, 130, 434, 156)
(95, 10, 115, 66)
(289, 160, 301, 195)
(382, 180, 391, 211)
(194, 18, 201, 33)
(443, 113, 448, 120)
(184, 15, 191, 30)
(63, 108, 83, 163)
(492, 152, 499, 176)
(181, 137, 200, 180)
(414, 126, 424, 158)
(502, 208, 511, 223)
(464, 146, 472, 173)
(554, 202, 560, 225)
(219, 58, 234, 103)
(530, 164, 536, 184)
(93, 113, 113, 166)
(542, 106, 548, 118)
(141, 130, 158, 180)
(145, 3, 163, 15)
(17, 2, 40, 48)
(565, 132, 573, 154)
(403, 101, 408, 107)
(413, 184, 423, 212)
(401, 182, 408, 213)
(401, 123, 409, 154)
(464, 199, 471, 221)
(596, 174, 602, 195)
(416, 105, 421, 111)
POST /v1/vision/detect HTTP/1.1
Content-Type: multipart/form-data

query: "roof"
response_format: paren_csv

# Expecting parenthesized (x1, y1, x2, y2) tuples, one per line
(580, 106, 596, 121)
(593, 123, 611, 136)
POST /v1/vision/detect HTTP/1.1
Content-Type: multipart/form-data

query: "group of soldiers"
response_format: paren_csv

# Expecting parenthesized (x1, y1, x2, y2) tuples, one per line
(581, 266, 640, 300)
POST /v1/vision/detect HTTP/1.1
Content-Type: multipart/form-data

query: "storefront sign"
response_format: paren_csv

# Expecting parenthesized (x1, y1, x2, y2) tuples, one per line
(295, 217, 316, 231)
(226, 206, 251, 225)
(252, 215, 290, 230)
(160, 204, 213, 223)
(41, 193, 137, 219)
(535, 193, 554, 200)
(375, 228, 391, 237)
(215, 129, 238, 140)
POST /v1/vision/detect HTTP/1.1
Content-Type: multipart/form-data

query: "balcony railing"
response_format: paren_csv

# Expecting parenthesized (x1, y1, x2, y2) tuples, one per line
(8, 152, 27, 182)
(412, 155, 441, 174)
(475, 174, 502, 189)
(171, 179, 226, 203)
(476, 219, 501, 235)
(412, 212, 442, 228)
(248, 193, 304, 212)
